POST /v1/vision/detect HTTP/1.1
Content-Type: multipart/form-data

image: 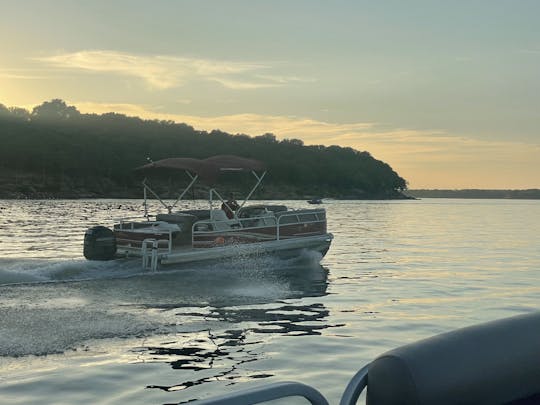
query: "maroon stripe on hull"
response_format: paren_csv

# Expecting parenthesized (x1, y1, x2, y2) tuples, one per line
(193, 228, 277, 248)
(192, 222, 326, 248)
(114, 230, 171, 248)
(278, 222, 326, 237)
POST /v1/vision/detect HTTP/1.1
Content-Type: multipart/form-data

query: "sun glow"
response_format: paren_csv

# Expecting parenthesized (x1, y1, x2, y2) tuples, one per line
(71, 101, 540, 189)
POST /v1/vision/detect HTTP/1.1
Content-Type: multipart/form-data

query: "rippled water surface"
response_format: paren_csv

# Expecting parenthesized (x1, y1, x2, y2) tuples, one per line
(1, 198, 539, 404)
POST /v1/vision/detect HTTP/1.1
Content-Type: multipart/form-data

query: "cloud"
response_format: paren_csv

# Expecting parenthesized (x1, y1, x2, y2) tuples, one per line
(74, 101, 159, 117)
(208, 77, 281, 90)
(73, 101, 374, 137)
(254, 74, 317, 84)
(0, 69, 46, 80)
(36, 50, 302, 90)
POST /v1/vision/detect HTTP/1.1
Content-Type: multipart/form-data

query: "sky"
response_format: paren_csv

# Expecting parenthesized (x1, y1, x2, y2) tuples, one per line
(1, 0, 539, 189)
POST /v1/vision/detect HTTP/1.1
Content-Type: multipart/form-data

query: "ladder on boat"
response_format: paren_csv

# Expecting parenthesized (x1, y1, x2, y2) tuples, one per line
(141, 238, 168, 272)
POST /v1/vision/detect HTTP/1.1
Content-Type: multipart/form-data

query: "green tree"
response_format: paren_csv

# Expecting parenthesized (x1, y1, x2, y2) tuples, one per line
(0, 99, 409, 199)
(32, 99, 81, 121)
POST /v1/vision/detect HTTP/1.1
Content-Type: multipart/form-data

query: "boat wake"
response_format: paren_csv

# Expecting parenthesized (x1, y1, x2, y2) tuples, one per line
(0, 254, 328, 359)
(0, 258, 145, 286)
(0, 247, 325, 287)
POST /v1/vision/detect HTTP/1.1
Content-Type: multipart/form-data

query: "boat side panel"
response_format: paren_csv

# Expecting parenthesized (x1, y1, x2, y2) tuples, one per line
(161, 234, 333, 265)
(192, 226, 277, 248)
(114, 230, 172, 248)
(192, 222, 326, 248)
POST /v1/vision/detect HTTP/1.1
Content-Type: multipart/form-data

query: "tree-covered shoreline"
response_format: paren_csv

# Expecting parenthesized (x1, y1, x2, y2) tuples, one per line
(0, 99, 409, 200)
(407, 189, 540, 199)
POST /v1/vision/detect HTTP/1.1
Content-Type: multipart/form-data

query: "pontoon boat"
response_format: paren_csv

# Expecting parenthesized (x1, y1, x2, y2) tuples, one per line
(83, 155, 333, 271)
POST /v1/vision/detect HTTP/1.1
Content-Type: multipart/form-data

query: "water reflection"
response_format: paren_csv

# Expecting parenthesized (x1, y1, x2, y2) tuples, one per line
(145, 329, 264, 392)
(138, 264, 337, 395)
(0, 249, 336, 400)
(0, 257, 332, 359)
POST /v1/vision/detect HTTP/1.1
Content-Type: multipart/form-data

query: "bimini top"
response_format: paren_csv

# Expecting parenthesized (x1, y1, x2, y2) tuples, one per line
(136, 155, 266, 181)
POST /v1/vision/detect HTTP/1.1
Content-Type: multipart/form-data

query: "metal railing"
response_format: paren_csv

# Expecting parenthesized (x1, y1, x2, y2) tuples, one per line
(193, 381, 329, 405)
(115, 221, 175, 252)
(141, 238, 171, 272)
(191, 209, 326, 245)
(186, 361, 367, 405)
(276, 209, 326, 240)
(339, 364, 369, 405)
(189, 364, 367, 405)
(116, 207, 328, 263)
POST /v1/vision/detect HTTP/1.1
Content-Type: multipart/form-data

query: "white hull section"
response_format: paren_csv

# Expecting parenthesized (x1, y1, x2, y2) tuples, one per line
(118, 233, 333, 269)
(162, 233, 333, 265)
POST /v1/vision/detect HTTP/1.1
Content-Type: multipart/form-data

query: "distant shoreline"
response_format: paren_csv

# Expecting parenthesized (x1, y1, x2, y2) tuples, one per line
(0, 192, 414, 201)
(0, 177, 412, 200)
(2, 188, 538, 200)
(1, 172, 537, 200)
(406, 189, 540, 199)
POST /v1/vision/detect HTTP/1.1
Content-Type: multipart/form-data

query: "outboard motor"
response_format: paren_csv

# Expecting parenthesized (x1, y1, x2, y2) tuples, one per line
(83, 226, 117, 260)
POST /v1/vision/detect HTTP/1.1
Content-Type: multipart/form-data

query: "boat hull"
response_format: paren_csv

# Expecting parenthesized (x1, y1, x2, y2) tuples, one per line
(164, 233, 333, 265)
(117, 233, 333, 267)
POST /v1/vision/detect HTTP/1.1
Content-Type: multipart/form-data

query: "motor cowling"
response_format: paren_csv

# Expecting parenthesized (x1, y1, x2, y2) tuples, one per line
(83, 226, 117, 261)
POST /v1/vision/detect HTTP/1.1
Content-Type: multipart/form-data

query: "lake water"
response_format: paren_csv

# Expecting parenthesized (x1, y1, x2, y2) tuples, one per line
(0, 198, 539, 404)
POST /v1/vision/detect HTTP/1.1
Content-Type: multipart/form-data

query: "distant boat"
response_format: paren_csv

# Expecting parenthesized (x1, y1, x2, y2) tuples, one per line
(307, 198, 323, 205)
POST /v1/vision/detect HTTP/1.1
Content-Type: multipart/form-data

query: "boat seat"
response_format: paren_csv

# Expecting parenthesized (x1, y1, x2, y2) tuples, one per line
(238, 206, 266, 218)
(156, 213, 197, 228)
(210, 209, 229, 221)
(263, 205, 287, 213)
(180, 209, 211, 220)
(210, 209, 233, 231)
(343, 310, 540, 405)
(155, 213, 197, 245)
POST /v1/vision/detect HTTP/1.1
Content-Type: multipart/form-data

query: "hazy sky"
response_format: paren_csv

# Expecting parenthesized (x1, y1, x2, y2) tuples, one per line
(1, 0, 539, 188)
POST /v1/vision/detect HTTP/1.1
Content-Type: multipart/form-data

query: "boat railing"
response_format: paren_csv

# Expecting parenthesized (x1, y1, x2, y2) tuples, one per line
(190, 208, 327, 245)
(141, 238, 171, 271)
(192, 381, 329, 405)
(191, 214, 275, 234)
(114, 221, 175, 254)
(115, 218, 157, 230)
(191, 210, 327, 233)
(276, 209, 326, 240)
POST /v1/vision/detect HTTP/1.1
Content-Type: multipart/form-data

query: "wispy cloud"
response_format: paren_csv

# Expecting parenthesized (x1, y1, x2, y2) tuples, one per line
(73, 100, 540, 188)
(74, 101, 374, 136)
(0, 69, 46, 80)
(208, 77, 281, 90)
(254, 74, 317, 84)
(36, 50, 303, 90)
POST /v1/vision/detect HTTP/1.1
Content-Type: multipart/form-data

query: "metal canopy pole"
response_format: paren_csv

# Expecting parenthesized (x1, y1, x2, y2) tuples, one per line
(143, 178, 148, 220)
(142, 171, 199, 215)
(238, 170, 266, 211)
(169, 171, 198, 212)
(143, 179, 170, 213)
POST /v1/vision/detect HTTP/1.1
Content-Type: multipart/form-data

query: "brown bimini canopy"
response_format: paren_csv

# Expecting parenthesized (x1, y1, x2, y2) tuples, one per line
(136, 155, 265, 181)
(203, 155, 265, 171)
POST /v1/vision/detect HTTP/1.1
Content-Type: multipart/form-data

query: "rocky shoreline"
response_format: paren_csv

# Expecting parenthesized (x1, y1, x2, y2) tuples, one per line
(0, 173, 411, 200)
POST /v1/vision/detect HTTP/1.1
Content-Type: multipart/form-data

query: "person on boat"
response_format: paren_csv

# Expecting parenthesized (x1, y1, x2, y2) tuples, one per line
(221, 193, 239, 219)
